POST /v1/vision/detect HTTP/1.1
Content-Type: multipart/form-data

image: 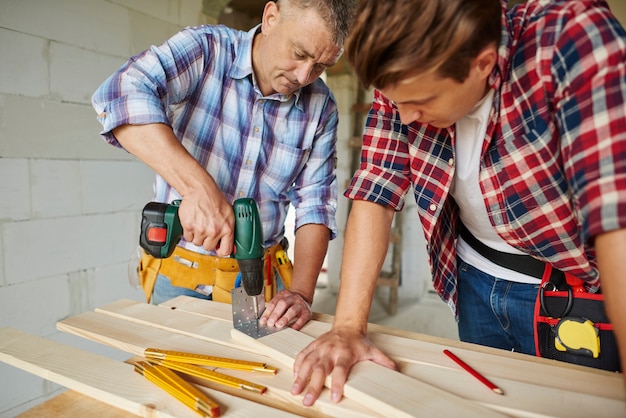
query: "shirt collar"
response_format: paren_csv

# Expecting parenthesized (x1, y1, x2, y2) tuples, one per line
(229, 24, 304, 108)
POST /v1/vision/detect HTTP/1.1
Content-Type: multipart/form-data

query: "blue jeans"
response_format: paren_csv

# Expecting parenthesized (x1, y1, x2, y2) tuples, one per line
(152, 271, 287, 305)
(152, 274, 211, 305)
(457, 258, 540, 355)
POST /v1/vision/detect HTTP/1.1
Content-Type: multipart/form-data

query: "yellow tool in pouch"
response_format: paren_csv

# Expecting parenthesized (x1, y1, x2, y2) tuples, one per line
(554, 317, 600, 358)
(274, 249, 293, 289)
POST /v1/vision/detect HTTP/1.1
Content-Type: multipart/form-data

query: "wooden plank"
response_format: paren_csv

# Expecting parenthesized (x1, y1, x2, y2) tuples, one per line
(98, 300, 507, 417)
(0, 327, 285, 418)
(67, 299, 626, 417)
(232, 328, 505, 418)
(163, 296, 626, 417)
(95, 299, 243, 352)
(18, 390, 135, 418)
(56, 311, 381, 418)
(162, 296, 625, 399)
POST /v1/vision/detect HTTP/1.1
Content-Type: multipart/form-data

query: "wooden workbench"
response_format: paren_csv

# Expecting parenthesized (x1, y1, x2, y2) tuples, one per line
(2, 296, 625, 417)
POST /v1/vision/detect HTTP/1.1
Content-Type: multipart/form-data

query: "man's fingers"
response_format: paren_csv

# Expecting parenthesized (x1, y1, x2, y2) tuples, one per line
(302, 366, 328, 406)
(373, 351, 398, 371)
(329, 363, 349, 403)
(260, 290, 310, 328)
(213, 233, 233, 256)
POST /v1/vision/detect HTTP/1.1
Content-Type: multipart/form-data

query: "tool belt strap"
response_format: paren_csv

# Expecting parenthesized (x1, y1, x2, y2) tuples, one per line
(138, 241, 289, 304)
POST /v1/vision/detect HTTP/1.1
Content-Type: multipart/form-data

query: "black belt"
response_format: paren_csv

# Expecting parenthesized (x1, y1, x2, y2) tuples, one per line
(459, 224, 564, 283)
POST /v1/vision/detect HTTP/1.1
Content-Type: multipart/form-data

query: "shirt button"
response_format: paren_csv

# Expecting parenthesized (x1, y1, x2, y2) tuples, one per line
(238, 191, 245, 197)
(246, 159, 252, 165)
(448, 158, 454, 166)
(429, 203, 437, 212)
(254, 127, 259, 133)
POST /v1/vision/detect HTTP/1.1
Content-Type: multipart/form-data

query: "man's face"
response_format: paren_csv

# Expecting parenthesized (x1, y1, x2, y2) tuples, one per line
(380, 54, 494, 128)
(254, 3, 342, 96)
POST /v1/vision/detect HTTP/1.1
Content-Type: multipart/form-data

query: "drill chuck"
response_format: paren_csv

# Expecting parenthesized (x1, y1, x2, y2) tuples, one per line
(238, 258, 265, 296)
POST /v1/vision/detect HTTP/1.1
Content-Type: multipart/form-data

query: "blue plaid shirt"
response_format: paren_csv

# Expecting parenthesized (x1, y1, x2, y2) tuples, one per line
(93, 24, 338, 251)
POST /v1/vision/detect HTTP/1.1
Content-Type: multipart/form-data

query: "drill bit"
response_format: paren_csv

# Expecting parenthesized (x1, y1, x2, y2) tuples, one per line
(252, 296, 260, 319)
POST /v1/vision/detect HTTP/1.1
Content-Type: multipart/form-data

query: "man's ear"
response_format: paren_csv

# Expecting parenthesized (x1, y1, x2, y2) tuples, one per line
(474, 44, 498, 78)
(261, 1, 280, 34)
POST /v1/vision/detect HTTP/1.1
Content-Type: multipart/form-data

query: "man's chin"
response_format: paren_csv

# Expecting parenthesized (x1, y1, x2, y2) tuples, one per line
(428, 120, 454, 129)
(275, 81, 300, 95)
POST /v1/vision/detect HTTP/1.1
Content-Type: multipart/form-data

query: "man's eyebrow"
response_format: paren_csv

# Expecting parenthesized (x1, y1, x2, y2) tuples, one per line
(395, 95, 436, 106)
(293, 42, 336, 67)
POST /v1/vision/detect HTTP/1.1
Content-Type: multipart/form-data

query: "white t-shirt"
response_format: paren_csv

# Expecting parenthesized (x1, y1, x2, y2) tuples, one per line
(451, 89, 540, 284)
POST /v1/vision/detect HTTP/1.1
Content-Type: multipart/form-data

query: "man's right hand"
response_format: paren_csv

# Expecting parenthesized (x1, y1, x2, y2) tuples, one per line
(177, 191, 234, 256)
(291, 327, 397, 406)
(113, 123, 236, 256)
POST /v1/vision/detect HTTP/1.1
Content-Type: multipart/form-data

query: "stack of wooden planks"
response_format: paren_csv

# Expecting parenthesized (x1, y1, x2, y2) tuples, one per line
(1, 296, 624, 417)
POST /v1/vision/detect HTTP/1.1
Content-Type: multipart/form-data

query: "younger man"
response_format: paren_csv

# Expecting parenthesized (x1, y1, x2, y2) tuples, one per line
(293, 0, 626, 405)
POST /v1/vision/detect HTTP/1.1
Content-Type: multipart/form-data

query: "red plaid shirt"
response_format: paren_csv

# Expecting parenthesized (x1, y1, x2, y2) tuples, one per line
(346, 0, 626, 314)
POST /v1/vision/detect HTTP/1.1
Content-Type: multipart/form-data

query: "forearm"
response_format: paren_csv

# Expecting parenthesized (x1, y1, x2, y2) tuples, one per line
(113, 123, 219, 198)
(595, 228, 626, 375)
(333, 200, 396, 334)
(113, 123, 234, 253)
(291, 224, 331, 304)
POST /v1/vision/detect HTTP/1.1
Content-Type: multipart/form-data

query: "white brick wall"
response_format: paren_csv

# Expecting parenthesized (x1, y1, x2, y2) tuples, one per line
(0, 1, 207, 415)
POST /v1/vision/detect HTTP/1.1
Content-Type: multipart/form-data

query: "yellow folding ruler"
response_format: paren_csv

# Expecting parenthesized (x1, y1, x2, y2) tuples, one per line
(136, 348, 278, 417)
(135, 361, 221, 417)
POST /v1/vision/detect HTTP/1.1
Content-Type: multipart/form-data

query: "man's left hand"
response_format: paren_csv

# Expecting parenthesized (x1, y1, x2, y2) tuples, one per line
(259, 289, 312, 330)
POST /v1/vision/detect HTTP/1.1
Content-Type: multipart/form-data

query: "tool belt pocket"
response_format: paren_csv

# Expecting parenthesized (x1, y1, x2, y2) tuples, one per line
(137, 248, 162, 303)
(212, 260, 240, 304)
(533, 266, 621, 372)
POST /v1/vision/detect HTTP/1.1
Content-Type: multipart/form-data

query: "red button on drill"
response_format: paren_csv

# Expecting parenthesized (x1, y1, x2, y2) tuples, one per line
(148, 226, 168, 243)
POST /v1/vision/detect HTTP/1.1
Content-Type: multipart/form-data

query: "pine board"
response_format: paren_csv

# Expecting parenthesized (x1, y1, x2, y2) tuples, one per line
(41, 297, 626, 417)
(0, 327, 285, 418)
(17, 390, 136, 418)
(56, 309, 381, 418)
(232, 328, 505, 418)
(161, 296, 626, 417)
(161, 296, 625, 398)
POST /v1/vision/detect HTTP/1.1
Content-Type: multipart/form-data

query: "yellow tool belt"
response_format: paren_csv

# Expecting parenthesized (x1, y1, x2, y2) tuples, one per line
(137, 241, 292, 304)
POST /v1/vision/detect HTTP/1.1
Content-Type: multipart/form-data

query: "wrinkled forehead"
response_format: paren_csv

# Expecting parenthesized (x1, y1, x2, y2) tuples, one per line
(280, 8, 343, 64)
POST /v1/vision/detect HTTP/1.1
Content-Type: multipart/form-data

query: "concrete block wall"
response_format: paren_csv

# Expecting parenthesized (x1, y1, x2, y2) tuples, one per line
(0, 1, 210, 416)
(3, 0, 623, 416)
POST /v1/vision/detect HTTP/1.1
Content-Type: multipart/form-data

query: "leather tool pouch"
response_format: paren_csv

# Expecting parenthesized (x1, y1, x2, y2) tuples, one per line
(136, 240, 292, 305)
(211, 262, 240, 304)
(137, 248, 162, 303)
(534, 265, 621, 372)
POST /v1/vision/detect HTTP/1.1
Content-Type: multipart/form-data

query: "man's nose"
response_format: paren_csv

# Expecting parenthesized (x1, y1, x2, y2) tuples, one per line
(294, 62, 315, 85)
(398, 107, 421, 125)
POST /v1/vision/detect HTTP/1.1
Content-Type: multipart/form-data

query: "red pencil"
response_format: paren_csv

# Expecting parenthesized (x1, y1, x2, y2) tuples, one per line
(443, 349, 504, 395)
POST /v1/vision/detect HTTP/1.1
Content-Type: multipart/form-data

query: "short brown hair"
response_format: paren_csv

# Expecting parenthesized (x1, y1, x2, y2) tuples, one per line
(277, 0, 357, 46)
(345, 0, 502, 89)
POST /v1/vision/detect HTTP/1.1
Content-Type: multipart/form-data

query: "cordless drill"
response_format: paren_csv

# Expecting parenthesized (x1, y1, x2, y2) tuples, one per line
(139, 198, 265, 315)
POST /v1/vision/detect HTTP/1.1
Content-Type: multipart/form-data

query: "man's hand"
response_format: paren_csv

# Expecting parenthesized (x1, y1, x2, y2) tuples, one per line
(289, 201, 397, 406)
(260, 289, 312, 330)
(112, 124, 235, 256)
(291, 327, 397, 406)
(260, 223, 330, 330)
(177, 192, 234, 256)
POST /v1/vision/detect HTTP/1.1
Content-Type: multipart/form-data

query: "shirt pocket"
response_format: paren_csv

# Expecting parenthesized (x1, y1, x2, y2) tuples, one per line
(260, 141, 311, 197)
